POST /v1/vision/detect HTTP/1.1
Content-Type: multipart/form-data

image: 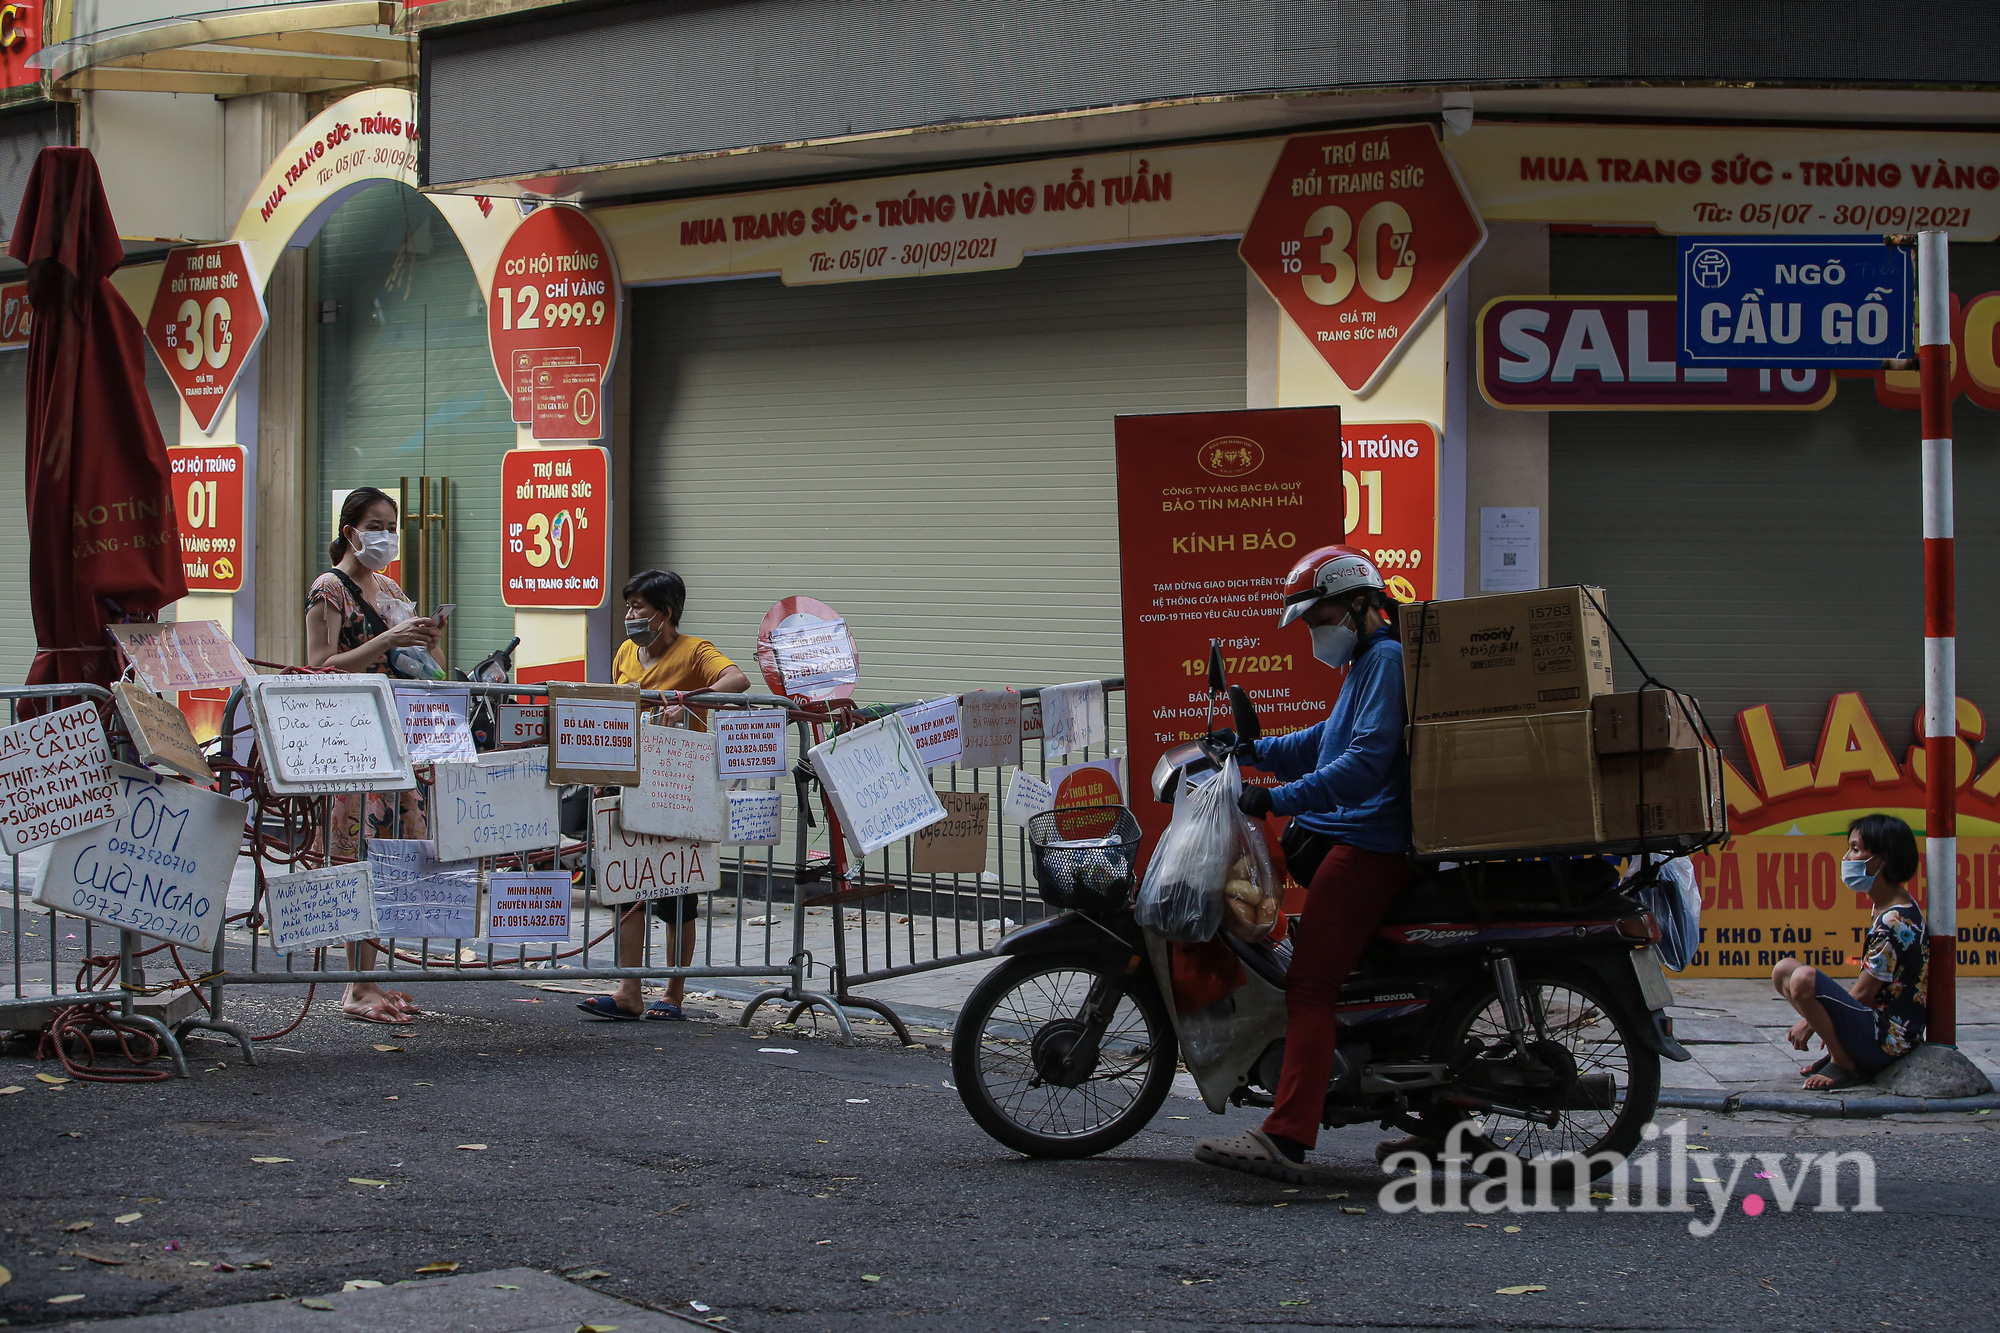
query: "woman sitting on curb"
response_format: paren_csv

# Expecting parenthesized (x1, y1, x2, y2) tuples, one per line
(1771, 813, 1929, 1091)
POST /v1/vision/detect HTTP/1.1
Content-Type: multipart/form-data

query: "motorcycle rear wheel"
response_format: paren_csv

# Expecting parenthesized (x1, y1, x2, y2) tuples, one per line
(951, 955, 1178, 1159)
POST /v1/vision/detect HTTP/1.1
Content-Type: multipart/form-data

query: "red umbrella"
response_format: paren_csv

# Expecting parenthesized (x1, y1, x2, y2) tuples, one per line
(8, 147, 186, 714)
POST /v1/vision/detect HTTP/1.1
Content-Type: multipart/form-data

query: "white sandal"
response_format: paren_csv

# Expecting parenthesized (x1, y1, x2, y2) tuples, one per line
(1193, 1128, 1306, 1184)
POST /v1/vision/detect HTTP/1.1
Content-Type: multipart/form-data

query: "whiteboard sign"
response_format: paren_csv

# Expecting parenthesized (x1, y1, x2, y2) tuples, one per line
(496, 703, 546, 748)
(769, 617, 858, 698)
(394, 687, 477, 764)
(714, 709, 789, 778)
(106, 621, 252, 693)
(486, 870, 571, 942)
(903, 696, 964, 770)
(431, 749, 563, 861)
(1001, 768, 1055, 828)
(621, 723, 723, 841)
(36, 764, 248, 951)
(547, 683, 641, 785)
(266, 862, 379, 954)
(957, 690, 1023, 770)
(0, 703, 121, 854)
(807, 713, 946, 857)
(726, 789, 784, 845)
(247, 674, 415, 794)
(1038, 680, 1106, 758)
(368, 839, 479, 938)
(593, 797, 721, 902)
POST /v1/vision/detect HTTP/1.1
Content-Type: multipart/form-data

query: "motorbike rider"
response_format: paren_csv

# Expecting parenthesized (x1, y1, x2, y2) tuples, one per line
(1194, 545, 1414, 1184)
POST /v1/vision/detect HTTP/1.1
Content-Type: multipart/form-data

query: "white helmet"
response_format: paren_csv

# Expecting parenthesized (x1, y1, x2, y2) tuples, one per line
(1277, 544, 1387, 628)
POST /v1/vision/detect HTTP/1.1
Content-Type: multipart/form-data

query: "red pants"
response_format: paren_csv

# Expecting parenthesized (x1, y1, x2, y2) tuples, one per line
(1262, 841, 1413, 1148)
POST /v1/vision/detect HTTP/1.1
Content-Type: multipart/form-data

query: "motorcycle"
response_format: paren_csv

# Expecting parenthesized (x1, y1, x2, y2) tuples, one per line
(950, 679, 1694, 1186)
(456, 636, 520, 752)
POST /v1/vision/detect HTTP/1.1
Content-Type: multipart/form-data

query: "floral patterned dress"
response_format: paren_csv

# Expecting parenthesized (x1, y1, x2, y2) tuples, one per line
(306, 570, 427, 859)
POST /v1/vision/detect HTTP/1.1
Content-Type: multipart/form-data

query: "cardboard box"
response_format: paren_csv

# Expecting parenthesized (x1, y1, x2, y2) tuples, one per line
(1401, 586, 1614, 724)
(1592, 690, 1704, 755)
(1409, 711, 1604, 855)
(1600, 743, 1727, 843)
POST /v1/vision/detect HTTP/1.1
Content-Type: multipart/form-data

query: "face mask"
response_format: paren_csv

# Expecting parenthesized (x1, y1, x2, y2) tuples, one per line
(1840, 858, 1876, 891)
(1310, 620, 1358, 671)
(351, 529, 398, 571)
(625, 616, 655, 644)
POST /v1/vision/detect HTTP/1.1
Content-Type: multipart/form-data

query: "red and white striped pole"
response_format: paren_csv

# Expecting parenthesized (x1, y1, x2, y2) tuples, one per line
(1918, 229, 1956, 1047)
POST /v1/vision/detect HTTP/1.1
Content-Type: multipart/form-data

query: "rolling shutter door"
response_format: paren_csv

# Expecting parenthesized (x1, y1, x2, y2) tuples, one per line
(628, 240, 1247, 737)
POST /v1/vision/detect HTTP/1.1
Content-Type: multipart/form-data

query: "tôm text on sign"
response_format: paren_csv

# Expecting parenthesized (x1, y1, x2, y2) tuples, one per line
(169, 445, 246, 591)
(0, 703, 121, 855)
(143, 242, 269, 432)
(545, 682, 640, 785)
(502, 446, 608, 609)
(592, 797, 721, 903)
(487, 205, 621, 442)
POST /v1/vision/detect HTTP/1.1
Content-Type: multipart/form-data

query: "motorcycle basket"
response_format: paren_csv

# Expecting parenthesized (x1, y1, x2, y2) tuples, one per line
(1027, 805, 1142, 913)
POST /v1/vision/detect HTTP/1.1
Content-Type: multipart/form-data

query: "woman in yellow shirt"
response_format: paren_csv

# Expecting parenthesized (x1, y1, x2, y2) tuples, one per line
(582, 569, 750, 1021)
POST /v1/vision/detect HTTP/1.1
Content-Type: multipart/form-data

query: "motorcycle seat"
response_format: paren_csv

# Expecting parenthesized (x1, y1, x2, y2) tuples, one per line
(1379, 857, 1626, 925)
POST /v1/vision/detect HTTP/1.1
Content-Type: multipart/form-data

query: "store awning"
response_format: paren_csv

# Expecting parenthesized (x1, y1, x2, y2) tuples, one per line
(31, 2, 410, 98)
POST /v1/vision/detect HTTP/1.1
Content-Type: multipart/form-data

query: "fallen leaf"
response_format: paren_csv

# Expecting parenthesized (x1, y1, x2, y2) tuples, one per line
(76, 1251, 127, 1266)
(578, 1325, 620, 1333)
(1693, 1177, 1721, 1184)
(1181, 1278, 1213, 1286)
(1496, 1284, 1548, 1296)
(414, 1262, 458, 1274)
(246, 1260, 274, 1270)
(0, 1263, 9, 1286)
(136, 1197, 161, 1204)
(491, 1284, 520, 1290)
(372, 1045, 403, 1053)
(115, 1212, 142, 1224)
(845, 1098, 870, 1104)
(1338, 1205, 1365, 1215)
(1687, 1144, 1711, 1151)
(456, 1144, 488, 1151)
(1324, 1191, 1348, 1200)
(391, 1031, 417, 1038)
(213, 1263, 238, 1272)
(861, 1274, 880, 1282)
(1590, 1191, 1614, 1200)
(342, 1280, 383, 1292)
(1272, 1202, 1288, 1208)
(36, 1073, 69, 1085)
(251, 1157, 294, 1164)
(58, 1130, 82, 1138)
(1465, 1223, 1488, 1228)
(0, 1085, 23, 1095)
(691, 1300, 713, 1311)
(570, 1268, 612, 1280)
(814, 1240, 832, 1246)
(1503, 1226, 1522, 1234)
(300, 1297, 336, 1310)
(347, 1178, 391, 1188)
(1280, 1299, 1310, 1306)
(64, 1221, 93, 1232)
(47, 1294, 85, 1305)
(188, 1260, 210, 1268)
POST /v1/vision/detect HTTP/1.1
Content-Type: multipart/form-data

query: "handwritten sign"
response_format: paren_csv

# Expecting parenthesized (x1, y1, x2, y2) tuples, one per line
(903, 696, 964, 770)
(247, 675, 414, 795)
(497, 703, 546, 748)
(621, 723, 723, 842)
(36, 764, 248, 950)
(768, 617, 859, 698)
(265, 862, 378, 954)
(112, 682, 211, 782)
(486, 869, 572, 942)
(0, 703, 121, 854)
(714, 709, 789, 779)
(394, 687, 476, 764)
(912, 790, 989, 874)
(807, 713, 946, 857)
(1052, 758, 1125, 810)
(546, 682, 641, 785)
(1001, 768, 1054, 828)
(106, 621, 252, 693)
(368, 839, 479, 938)
(593, 797, 720, 902)
(1038, 680, 1106, 758)
(726, 789, 784, 845)
(431, 750, 562, 861)
(958, 690, 1023, 770)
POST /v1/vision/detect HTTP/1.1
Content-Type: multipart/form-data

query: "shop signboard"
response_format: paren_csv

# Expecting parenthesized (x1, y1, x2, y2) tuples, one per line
(1240, 124, 1487, 392)
(143, 242, 268, 433)
(1677, 236, 1914, 367)
(0, 279, 31, 348)
(501, 445, 608, 609)
(487, 205, 620, 443)
(168, 445, 247, 591)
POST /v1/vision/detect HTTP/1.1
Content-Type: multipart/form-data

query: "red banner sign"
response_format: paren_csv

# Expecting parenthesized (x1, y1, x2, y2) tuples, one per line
(0, 3, 42, 90)
(168, 445, 246, 592)
(501, 446, 608, 609)
(143, 243, 268, 433)
(488, 206, 619, 443)
(1241, 125, 1486, 392)
(0, 279, 31, 348)
(1341, 422, 1438, 603)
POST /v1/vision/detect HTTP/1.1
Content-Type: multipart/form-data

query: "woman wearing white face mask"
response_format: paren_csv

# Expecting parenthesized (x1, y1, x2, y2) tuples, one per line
(305, 486, 439, 1024)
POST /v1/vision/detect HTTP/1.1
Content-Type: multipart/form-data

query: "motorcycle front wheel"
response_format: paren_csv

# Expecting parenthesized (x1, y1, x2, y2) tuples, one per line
(951, 955, 1178, 1159)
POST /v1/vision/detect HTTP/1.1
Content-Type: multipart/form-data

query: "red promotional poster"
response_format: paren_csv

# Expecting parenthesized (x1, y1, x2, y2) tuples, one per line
(502, 446, 608, 608)
(1340, 421, 1439, 605)
(168, 445, 246, 592)
(488, 205, 619, 442)
(143, 242, 268, 432)
(0, 279, 31, 348)
(1240, 125, 1485, 392)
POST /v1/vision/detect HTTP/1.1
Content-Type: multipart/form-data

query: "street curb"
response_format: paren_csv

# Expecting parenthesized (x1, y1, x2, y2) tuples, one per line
(1661, 1089, 2000, 1117)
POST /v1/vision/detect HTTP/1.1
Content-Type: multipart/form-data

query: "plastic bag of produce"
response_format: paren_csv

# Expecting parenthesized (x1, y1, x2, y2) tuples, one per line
(1135, 757, 1278, 943)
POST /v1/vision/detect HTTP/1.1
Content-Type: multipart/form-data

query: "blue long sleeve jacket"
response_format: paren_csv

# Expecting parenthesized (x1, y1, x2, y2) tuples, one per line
(1249, 627, 1411, 855)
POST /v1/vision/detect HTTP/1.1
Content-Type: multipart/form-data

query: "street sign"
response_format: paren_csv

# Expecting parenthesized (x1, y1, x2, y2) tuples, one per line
(144, 242, 269, 432)
(1240, 124, 1486, 393)
(1677, 235, 1914, 367)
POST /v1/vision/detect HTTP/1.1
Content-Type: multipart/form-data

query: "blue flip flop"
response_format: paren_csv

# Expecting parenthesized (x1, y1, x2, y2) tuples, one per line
(644, 1001, 685, 1021)
(577, 996, 644, 1021)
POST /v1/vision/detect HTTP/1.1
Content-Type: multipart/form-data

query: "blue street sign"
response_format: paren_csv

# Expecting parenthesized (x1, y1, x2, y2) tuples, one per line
(1677, 235, 1913, 367)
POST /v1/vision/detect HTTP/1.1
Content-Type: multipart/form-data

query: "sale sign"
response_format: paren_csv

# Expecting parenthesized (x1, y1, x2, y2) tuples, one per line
(168, 445, 246, 592)
(0, 280, 31, 348)
(502, 446, 608, 608)
(488, 205, 620, 443)
(144, 242, 268, 432)
(1240, 125, 1485, 392)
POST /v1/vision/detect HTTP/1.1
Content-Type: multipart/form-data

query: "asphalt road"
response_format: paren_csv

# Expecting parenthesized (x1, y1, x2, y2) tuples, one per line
(3, 980, 1997, 1331)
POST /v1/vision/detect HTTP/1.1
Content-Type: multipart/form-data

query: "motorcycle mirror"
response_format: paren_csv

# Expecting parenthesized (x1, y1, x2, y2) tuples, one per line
(1206, 641, 1226, 696)
(1229, 683, 1261, 745)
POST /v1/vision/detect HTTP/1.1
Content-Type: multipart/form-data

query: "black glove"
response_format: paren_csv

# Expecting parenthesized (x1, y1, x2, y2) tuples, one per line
(1237, 785, 1275, 819)
(1206, 729, 1259, 763)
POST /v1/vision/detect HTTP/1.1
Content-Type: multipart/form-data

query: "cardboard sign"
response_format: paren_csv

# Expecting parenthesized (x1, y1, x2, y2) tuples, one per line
(496, 703, 546, 748)
(726, 789, 784, 846)
(768, 617, 859, 698)
(0, 703, 121, 854)
(714, 709, 789, 779)
(546, 681, 641, 784)
(1001, 769, 1054, 828)
(807, 714, 947, 857)
(431, 750, 563, 861)
(621, 723, 724, 842)
(369, 839, 480, 938)
(265, 862, 379, 954)
(107, 621, 252, 693)
(903, 696, 964, 770)
(912, 790, 990, 874)
(113, 682, 212, 782)
(486, 870, 572, 942)
(1038, 680, 1107, 758)
(247, 674, 415, 795)
(1051, 758, 1125, 810)
(957, 690, 1023, 770)
(394, 686, 477, 764)
(36, 765, 249, 951)
(593, 797, 720, 902)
